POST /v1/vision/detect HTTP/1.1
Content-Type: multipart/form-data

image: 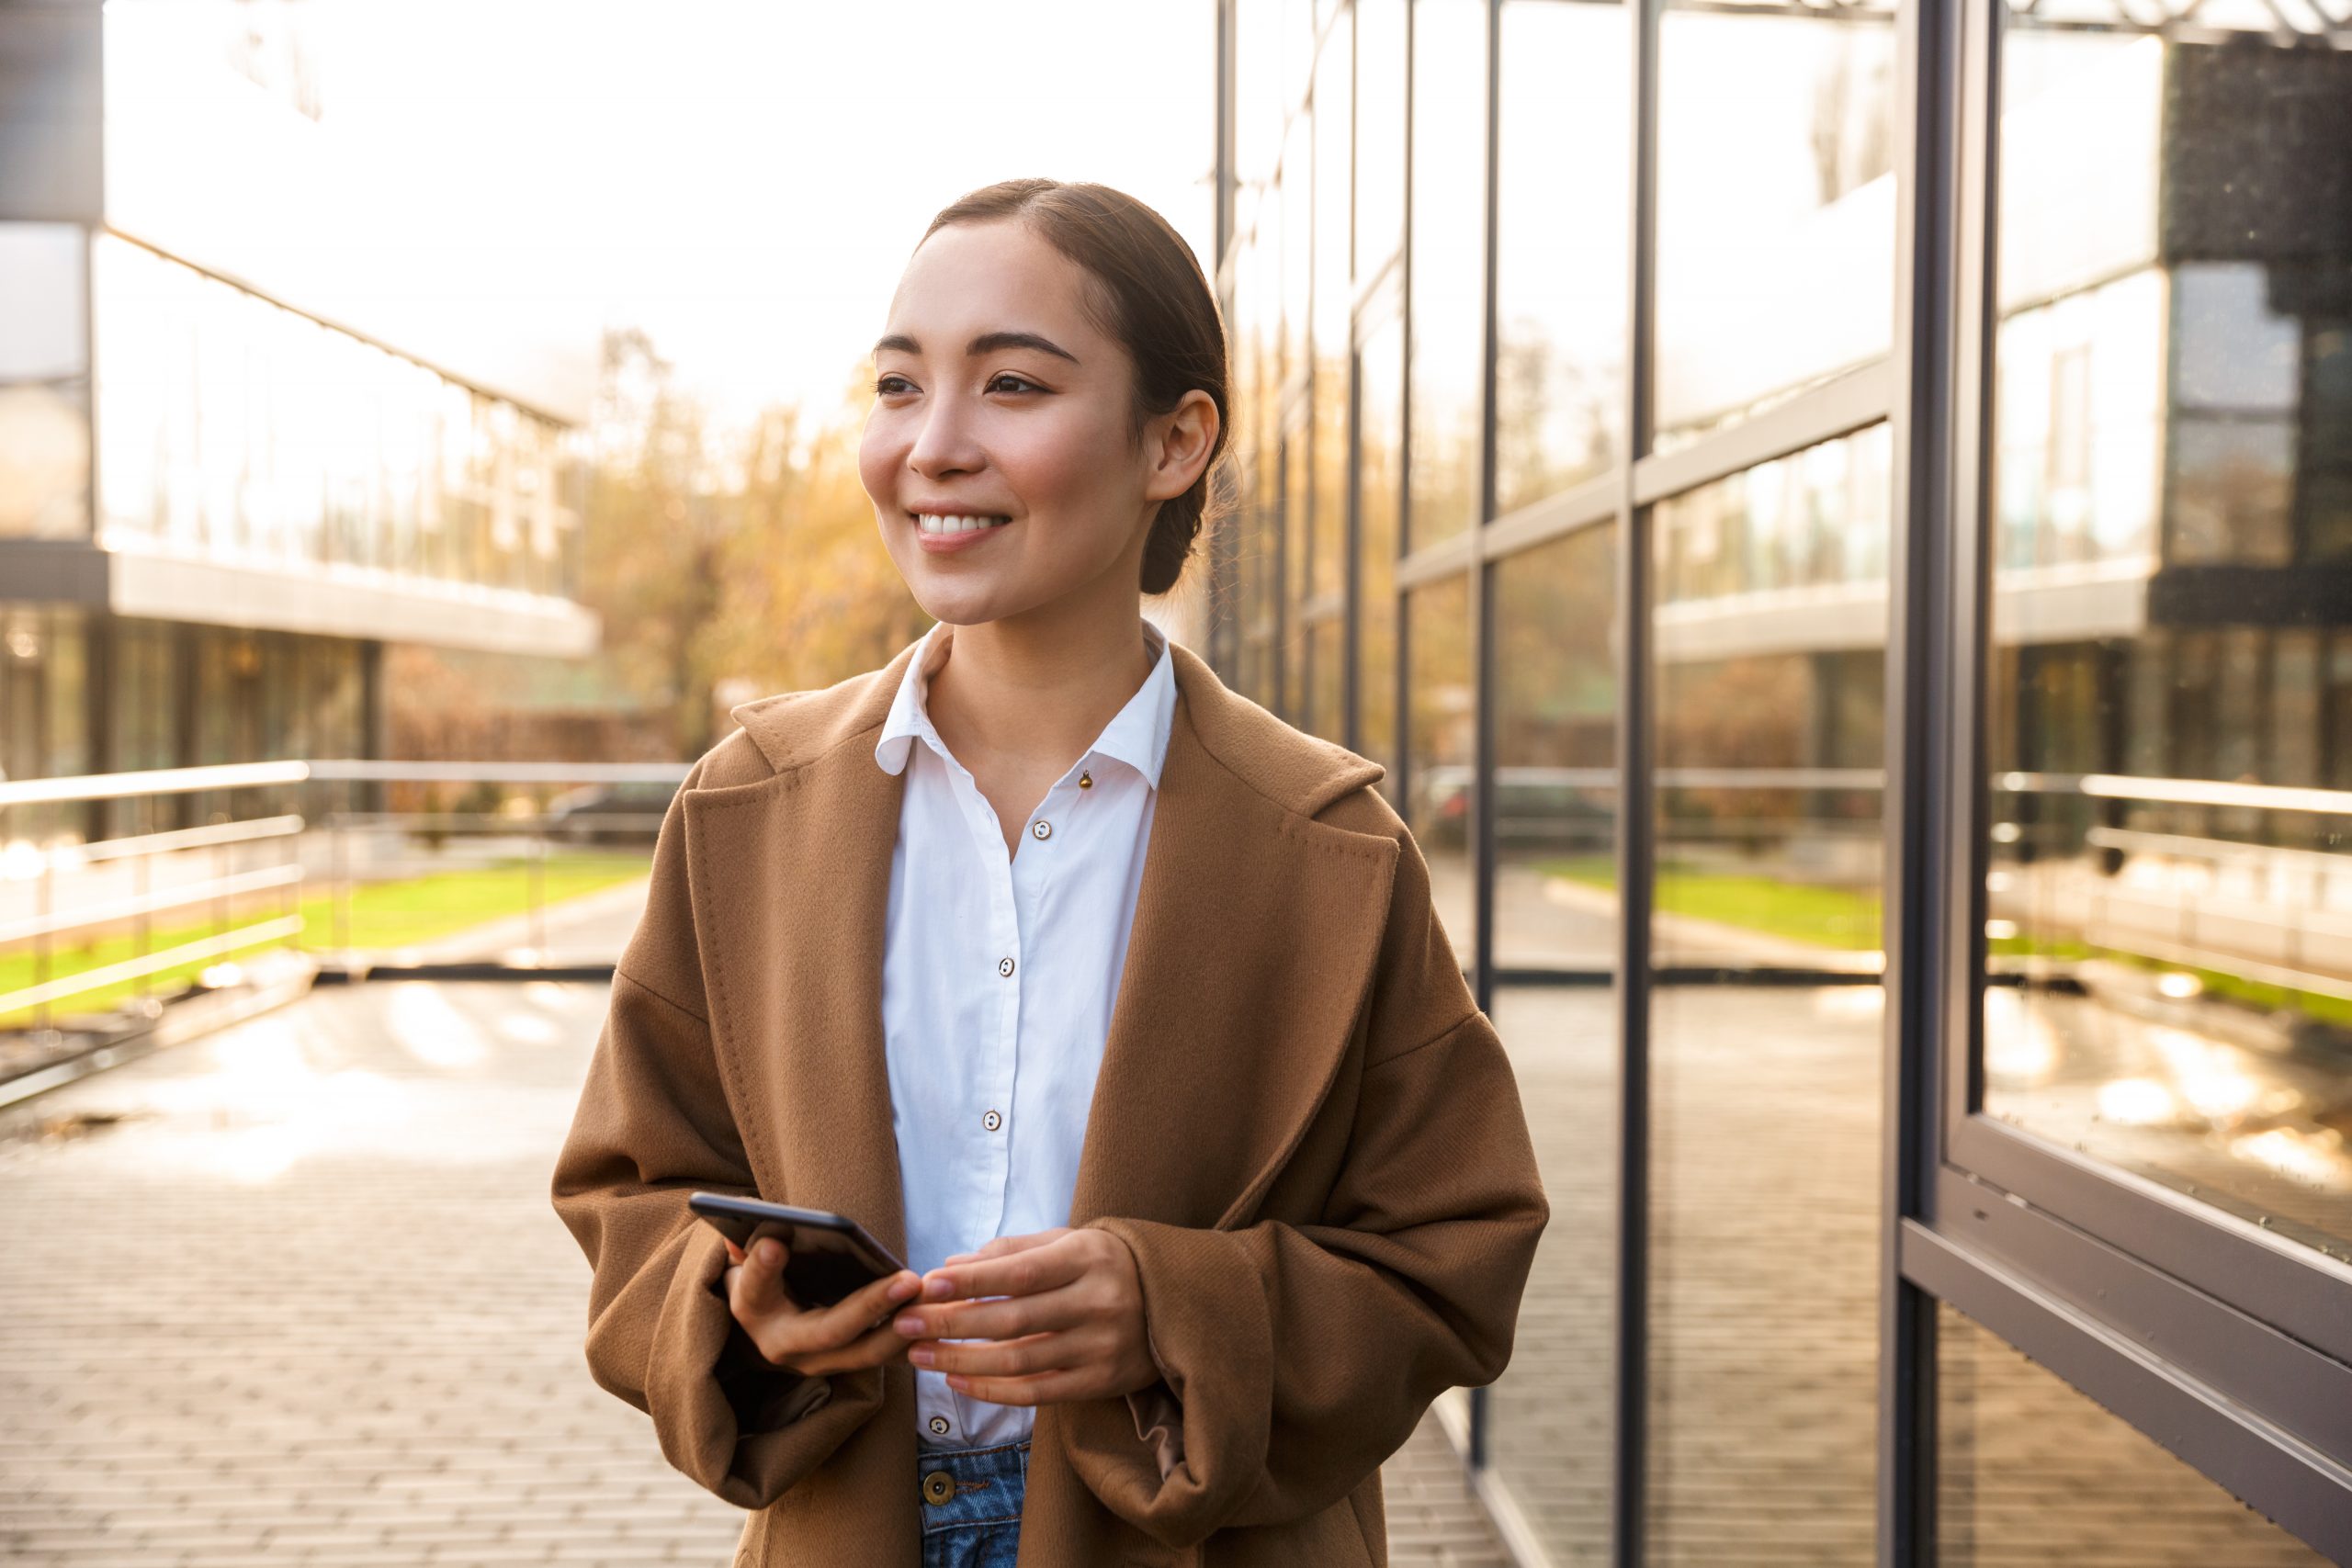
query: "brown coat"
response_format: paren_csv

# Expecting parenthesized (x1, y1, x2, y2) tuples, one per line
(549, 634, 1548, 1568)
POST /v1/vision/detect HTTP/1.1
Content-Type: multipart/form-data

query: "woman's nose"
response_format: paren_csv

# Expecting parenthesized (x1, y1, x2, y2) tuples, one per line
(907, 397, 985, 478)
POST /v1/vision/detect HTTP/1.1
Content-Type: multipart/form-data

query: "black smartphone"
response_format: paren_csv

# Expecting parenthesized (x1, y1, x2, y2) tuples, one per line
(688, 1193, 910, 1308)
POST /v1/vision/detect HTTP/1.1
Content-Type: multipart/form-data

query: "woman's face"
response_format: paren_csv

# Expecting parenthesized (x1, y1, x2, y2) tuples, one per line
(860, 219, 1181, 628)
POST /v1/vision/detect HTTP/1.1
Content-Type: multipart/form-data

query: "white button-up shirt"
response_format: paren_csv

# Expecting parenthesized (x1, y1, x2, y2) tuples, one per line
(872, 615, 1179, 1452)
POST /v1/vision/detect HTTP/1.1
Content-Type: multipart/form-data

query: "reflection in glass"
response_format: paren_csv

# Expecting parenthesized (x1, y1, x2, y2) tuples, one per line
(1654, 0, 1896, 446)
(1487, 987, 1617, 1562)
(1983, 15, 2352, 1256)
(1306, 615, 1344, 747)
(1408, 0, 1487, 549)
(1487, 519, 1621, 1558)
(1354, 0, 1406, 276)
(88, 234, 582, 598)
(1494, 523, 1618, 974)
(1653, 426, 1892, 968)
(1493, 0, 1628, 516)
(1649, 429, 1890, 1559)
(1359, 314, 1404, 791)
(1283, 423, 1313, 720)
(1938, 1302, 2328, 1565)
(0, 223, 91, 540)
(1406, 574, 1476, 959)
(1310, 17, 1351, 604)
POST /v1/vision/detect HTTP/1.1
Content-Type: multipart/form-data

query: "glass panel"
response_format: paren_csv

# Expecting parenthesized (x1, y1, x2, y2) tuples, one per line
(1937, 1302, 2329, 1566)
(1495, 524, 1619, 973)
(86, 234, 566, 595)
(1358, 313, 1404, 792)
(1648, 430, 1892, 1562)
(0, 224, 91, 539)
(1405, 573, 1476, 960)
(1653, 0, 1897, 447)
(1283, 424, 1312, 720)
(1982, 9, 2352, 1256)
(1486, 522, 1621, 1559)
(1486, 989, 1617, 1560)
(1354, 0, 1406, 276)
(1310, 20, 1351, 604)
(1407, 0, 1488, 550)
(1306, 616, 1344, 747)
(0, 223, 86, 382)
(1493, 0, 1629, 516)
(1653, 425, 1892, 966)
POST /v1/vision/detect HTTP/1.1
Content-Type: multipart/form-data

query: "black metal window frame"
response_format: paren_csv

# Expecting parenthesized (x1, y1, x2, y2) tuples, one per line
(1205, 0, 2352, 1563)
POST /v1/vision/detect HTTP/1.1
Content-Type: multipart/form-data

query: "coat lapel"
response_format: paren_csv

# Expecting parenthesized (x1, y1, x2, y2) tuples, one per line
(685, 644, 915, 1258)
(1067, 677, 1400, 1233)
(693, 635, 1399, 1258)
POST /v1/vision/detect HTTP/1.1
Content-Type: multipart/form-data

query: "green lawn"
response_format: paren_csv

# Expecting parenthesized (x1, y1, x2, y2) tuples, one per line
(1536, 855, 2350, 1029)
(1, 851, 651, 1030)
(1539, 855, 1884, 952)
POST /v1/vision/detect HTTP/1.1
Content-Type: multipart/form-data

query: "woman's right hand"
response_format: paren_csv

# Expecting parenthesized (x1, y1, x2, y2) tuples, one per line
(719, 1235, 924, 1375)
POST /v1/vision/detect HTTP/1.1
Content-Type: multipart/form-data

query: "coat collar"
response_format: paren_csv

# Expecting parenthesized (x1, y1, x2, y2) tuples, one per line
(689, 633, 1396, 1264)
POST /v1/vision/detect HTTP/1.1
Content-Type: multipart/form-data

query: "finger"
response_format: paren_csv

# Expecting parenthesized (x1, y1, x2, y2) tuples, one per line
(731, 1237, 794, 1323)
(922, 1234, 1088, 1303)
(910, 1330, 1077, 1380)
(813, 1269, 922, 1343)
(790, 1314, 915, 1376)
(944, 1366, 1099, 1406)
(894, 1284, 1086, 1344)
(722, 1236, 746, 1267)
(943, 1227, 1069, 1265)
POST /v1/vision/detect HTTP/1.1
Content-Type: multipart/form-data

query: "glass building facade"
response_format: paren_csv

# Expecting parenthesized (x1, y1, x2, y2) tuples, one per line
(0, 5, 595, 846)
(1205, 1, 2352, 1562)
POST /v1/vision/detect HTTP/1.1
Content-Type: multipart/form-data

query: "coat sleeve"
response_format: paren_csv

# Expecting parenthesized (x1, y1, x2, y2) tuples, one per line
(1067, 806, 1551, 1549)
(548, 752, 886, 1509)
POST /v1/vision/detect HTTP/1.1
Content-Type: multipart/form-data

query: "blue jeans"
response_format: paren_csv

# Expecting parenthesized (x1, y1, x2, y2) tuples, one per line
(918, 1438, 1029, 1568)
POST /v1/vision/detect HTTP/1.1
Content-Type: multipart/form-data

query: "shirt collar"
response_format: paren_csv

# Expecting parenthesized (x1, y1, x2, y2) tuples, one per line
(872, 617, 1178, 789)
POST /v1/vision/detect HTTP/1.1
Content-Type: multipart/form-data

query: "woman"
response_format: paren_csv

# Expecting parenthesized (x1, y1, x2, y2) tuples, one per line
(550, 178, 1547, 1568)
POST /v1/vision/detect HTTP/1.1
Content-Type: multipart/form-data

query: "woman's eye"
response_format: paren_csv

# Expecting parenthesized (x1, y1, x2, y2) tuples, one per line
(873, 374, 914, 397)
(986, 372, 1043, 395)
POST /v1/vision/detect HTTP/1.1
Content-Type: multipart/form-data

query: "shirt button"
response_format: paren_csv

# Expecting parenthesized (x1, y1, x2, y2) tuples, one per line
(998, 955, 1015, 977)
(1032, 819, 1052, 840)
(929, 1415, 951, 1436)
(982, 1109, 1002, 1133)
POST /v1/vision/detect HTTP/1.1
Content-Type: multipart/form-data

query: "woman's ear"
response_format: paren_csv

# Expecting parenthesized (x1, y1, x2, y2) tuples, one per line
(1142, 390, 1220, 503)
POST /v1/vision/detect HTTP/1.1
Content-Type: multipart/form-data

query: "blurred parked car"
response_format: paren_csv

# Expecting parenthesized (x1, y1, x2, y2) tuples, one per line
(1411, 765, 1613, 853)
(542, 779, 681, 846)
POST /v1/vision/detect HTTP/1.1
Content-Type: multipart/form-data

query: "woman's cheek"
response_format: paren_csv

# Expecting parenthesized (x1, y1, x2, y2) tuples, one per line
(855, 420, 895, 512)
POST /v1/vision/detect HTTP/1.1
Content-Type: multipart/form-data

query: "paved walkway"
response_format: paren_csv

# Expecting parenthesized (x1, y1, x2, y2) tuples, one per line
(0, 978, 1512, 1567)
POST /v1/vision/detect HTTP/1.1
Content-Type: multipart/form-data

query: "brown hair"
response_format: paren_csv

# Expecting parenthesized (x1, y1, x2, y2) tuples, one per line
(921, 179, 1229, 597)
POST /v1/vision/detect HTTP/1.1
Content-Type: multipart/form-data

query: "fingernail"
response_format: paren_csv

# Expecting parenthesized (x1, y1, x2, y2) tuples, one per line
(908, 1347, 935, 1367)
(756, 1240, 780, 1265)
(888, 1274, 921, 1302)
(922, 1274, 956, 1301)
(893, 1315, 923, 1337)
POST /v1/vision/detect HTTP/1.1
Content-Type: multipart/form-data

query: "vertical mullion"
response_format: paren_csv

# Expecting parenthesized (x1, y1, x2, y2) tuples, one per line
(1467, 0, 1503, 1475)
(1612, 0, 1660, 1562)
(1881, 0, 1962, 1557)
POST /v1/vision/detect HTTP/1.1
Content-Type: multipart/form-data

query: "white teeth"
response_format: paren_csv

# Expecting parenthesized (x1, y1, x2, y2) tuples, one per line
(914, 513, 1012, 535)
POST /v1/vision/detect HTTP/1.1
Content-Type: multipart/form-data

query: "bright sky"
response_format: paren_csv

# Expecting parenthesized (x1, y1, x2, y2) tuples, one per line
(296, 0, 1219, 428)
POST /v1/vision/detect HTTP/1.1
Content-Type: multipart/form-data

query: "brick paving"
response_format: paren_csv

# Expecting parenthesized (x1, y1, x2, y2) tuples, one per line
(0, 977, 1510, 1567)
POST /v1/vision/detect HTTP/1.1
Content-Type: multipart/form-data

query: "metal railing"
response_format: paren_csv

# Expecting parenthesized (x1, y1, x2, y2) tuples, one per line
(0, 759, 690, 1035)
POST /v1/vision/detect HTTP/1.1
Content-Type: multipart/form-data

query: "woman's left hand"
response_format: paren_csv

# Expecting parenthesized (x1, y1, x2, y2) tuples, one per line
(890, 1225, 1161, 1405)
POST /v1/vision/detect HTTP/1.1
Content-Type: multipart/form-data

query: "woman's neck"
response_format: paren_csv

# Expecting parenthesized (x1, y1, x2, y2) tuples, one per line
(924, 613, 1157, 780)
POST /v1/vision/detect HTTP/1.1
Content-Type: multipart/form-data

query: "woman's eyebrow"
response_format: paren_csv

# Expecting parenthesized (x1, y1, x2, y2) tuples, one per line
(968, 330, 1079, 364)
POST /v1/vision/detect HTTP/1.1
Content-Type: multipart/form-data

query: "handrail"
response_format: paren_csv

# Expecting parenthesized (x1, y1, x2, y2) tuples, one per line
(0, 917, 305, 1016)
(1997, 771, 2352, 818)
(0, 758, 690, 808)
(0, 863, 306, 946)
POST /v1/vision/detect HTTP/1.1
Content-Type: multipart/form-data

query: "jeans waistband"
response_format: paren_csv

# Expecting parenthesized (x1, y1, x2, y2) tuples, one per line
(916, 1438, 1030, 1534)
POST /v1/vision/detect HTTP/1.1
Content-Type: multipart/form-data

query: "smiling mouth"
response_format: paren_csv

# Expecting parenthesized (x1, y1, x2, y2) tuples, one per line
(911, 511, 1012, 536)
